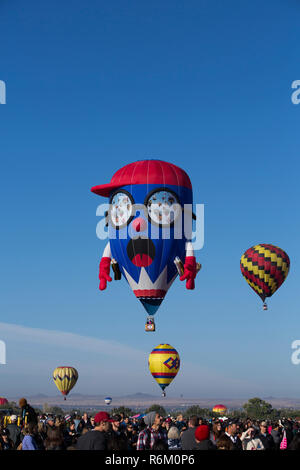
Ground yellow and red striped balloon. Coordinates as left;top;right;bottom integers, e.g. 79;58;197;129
148;344;180;396
240;244;290;306
53;366;78;400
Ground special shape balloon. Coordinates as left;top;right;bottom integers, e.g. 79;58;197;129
91;160;200;329
148;343;180;397
53;366;78;400
240;244;290;309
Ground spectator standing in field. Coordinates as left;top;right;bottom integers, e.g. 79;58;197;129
211;421;223;443
77;412;92;433
22;423;38;450
181;416;198;450
258;421;275;450
44;427;65;450
136;412;167;450
167;425;181;449
0;428;14;450
240;427;264;450
6;415;21;448
193;425;216;450
76;412;111;450
176;414;186;432
19;398;38;426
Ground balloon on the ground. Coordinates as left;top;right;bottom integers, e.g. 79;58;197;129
104;397;112;405
148;343;180;396
53;366;78;400
91;160;200;327
240;244;290;309
0;397;8;405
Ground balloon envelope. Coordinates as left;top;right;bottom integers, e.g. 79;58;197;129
213;404;227;414
240;244;290;302
148;343;180;392
104;397;112;405
0;397;8;406
92;160;194;316
53;366;78;397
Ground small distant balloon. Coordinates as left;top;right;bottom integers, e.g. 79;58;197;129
105;397;112;405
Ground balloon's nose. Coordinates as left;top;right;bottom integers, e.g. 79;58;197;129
132;217;147;232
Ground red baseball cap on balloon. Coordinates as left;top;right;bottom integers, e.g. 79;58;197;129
91;160;192;197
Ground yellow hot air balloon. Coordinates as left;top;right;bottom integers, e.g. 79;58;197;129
53;366;78;400
148;344;180;397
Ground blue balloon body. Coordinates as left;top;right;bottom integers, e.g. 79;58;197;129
108;183;193;315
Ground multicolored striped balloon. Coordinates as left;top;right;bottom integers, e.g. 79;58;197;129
212;404;227;414
53;366;78;400
148;344;180;396
240;244;290;308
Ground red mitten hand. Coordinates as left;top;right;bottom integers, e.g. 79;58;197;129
99;257;112;290
179;256;197;289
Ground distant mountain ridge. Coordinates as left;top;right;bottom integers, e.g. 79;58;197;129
6;393;300;410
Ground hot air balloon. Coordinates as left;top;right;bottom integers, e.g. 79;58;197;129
53;366;78;400
0;397;8;406
104;397;112;405
213;404;227;414
148;343;180;397
240;244;290;310
91;160;201;331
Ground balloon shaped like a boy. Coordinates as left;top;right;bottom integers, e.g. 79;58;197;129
91;160;200;328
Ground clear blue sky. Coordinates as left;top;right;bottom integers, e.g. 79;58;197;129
0;0;300;399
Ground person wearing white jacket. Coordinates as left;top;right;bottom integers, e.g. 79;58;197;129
241;428;264;450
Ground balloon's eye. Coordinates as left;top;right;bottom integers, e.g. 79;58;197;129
145;189;181;227
109;191;134;229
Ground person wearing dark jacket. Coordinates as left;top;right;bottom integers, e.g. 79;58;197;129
193;425;216;450
63;421;79;448
258;422;275;450
44;427;65;450
224;421;243;450
181;416;198;450
77;413;92;434
19;398;38;426
270;423;281;449
0;429;14;450
6;415;21;448
76;411;111;450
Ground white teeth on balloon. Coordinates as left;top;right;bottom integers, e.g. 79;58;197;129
123;266;177;292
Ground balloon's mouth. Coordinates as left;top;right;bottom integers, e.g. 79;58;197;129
127;237;155;267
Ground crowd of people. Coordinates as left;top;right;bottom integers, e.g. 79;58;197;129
1;398;300;450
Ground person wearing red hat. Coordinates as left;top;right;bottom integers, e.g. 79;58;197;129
193;425;216;450
91;159;201;329
76;412;112;450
